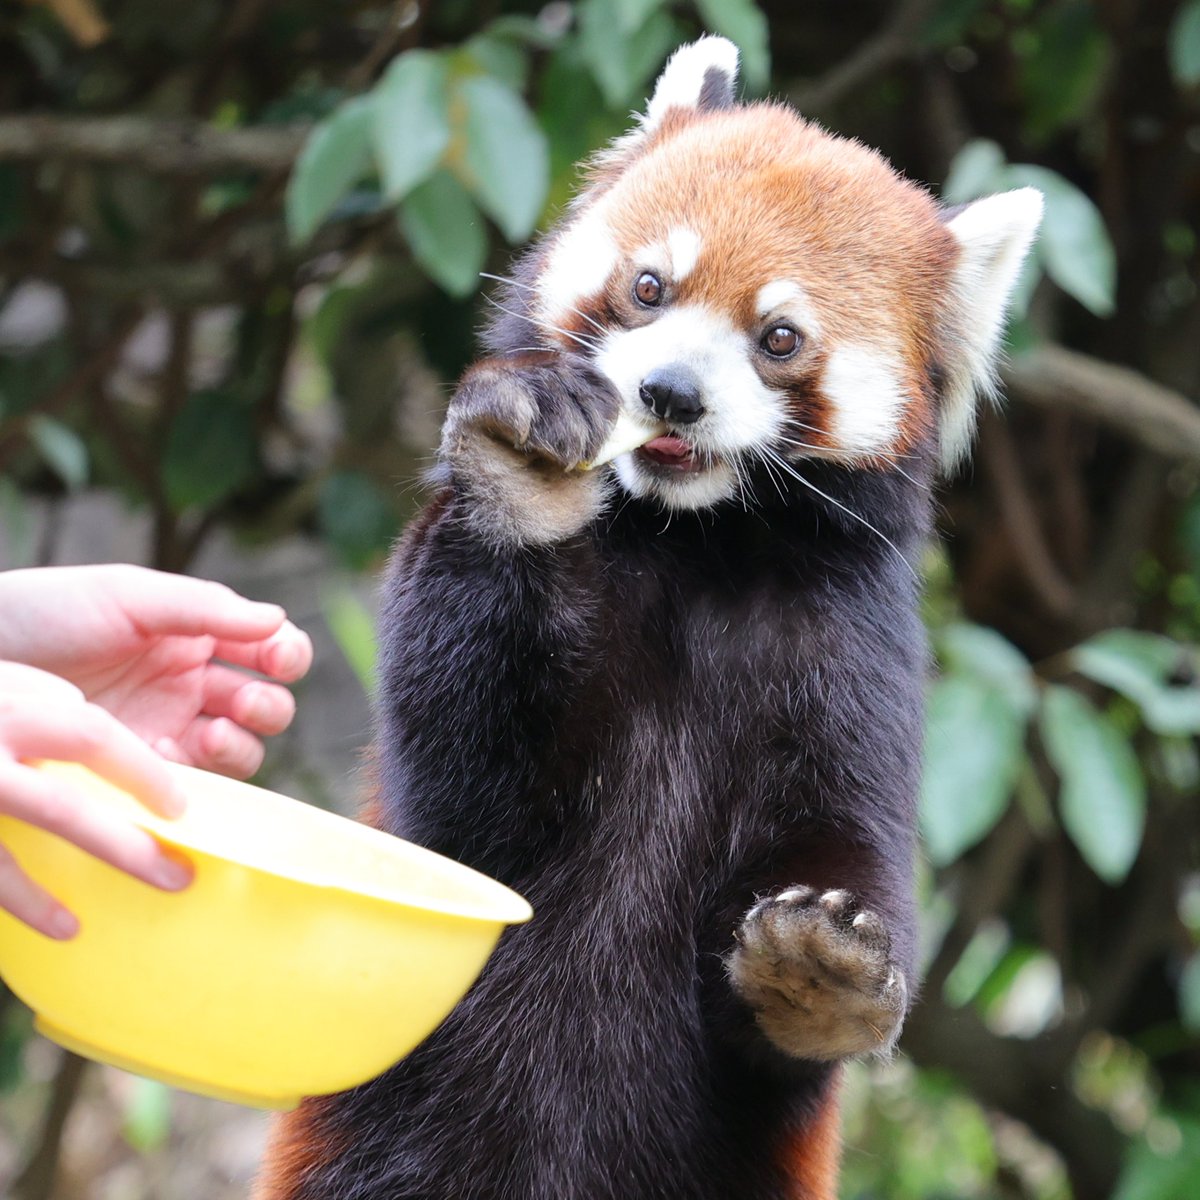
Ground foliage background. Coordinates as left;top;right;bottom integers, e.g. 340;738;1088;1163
2;0;1200;1196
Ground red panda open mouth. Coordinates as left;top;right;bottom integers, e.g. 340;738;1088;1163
638;435;707;473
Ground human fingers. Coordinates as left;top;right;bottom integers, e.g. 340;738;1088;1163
171;716;265;780
0;760;192;900
201;666;296;737
0;660;84;700
0;841;78;939
0;694;187;819
107;566;289;643
212;620;313;683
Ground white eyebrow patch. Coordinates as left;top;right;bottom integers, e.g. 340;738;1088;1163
537;204;619;327
822;344;907;456
755;279;822;336
668;227;702;280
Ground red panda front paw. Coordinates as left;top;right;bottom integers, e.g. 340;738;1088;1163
440;354;620;546
726;886;908;1062
444;354;619;473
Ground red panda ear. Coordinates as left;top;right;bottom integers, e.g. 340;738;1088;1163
642;36;740;136
938;188;1044;470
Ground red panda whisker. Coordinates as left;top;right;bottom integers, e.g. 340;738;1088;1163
775;430;920;465
481;293;600;352
480;272;611;340
757;447;919;581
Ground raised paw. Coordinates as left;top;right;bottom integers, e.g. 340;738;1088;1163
440;353;621;545
443;353;619;473
726;886;908;1062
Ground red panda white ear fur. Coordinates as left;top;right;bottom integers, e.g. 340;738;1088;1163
642;36;740;133
939;187;1043;469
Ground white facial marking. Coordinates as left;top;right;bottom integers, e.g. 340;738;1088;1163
668;227;702;281
537;203;618;332
941;187;1043;468
644;37;740;133
595;305;786;510
823;344;907;456
755;280;823;338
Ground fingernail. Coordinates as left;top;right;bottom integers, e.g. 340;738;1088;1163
48;909;79;940
155;857;193;891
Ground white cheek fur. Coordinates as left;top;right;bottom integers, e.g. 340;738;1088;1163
537;205;618;331
822;344;907;456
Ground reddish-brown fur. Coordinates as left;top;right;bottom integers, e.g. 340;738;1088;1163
781;1083;844;1200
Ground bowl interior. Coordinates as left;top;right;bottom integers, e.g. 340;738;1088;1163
34;761;532;925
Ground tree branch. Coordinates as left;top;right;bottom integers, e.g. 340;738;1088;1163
0;115;308;174
980;415;1079;619
1003;345;1200;466
789;0;936;114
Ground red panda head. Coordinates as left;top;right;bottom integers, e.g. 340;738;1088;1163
529;36;1042;511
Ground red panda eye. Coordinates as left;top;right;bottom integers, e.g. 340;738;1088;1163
762;326;800;358
633;272;663;307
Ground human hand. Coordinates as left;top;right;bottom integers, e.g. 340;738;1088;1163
0;565;313;779
0;661;194;938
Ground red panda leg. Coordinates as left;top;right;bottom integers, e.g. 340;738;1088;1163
780;1074;843;1200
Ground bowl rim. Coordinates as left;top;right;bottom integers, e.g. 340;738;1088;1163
32;761;533;927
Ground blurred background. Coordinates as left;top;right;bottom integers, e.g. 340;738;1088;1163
1;0;1199;1197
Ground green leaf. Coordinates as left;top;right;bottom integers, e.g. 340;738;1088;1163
695;0;771;92
461;34;529;91
1073;629;1200;736
1018;1;1108;143
483;15;568;50
457;74;549;242
398;170;487;297
920;675;1027;866
317;470;399;570
942;139;1006;205
920;0;989;48
372;51;451;201
614;0;663;33
27;414;87;490
1170;0;1200;87
539;41;630;211
0;1005;32;1092
578;0;681;108
938;622;1037;718
122;1078;172;1152
286;96;376;244
1040;685;1146;883
0;477;33;567
1181;952;1200;1033
1115;1116;1200;1200
163;391;257;513
1004;163;1116;317
321;587;378;695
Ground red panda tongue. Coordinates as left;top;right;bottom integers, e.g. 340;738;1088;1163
641;435;696;466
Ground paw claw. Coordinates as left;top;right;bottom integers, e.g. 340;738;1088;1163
726;884;907;1062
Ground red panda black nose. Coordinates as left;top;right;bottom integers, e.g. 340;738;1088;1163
639;365;705;426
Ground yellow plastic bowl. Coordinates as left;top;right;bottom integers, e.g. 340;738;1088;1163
0;761;531;1110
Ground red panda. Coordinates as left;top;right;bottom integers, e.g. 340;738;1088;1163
256;35;1040;1200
